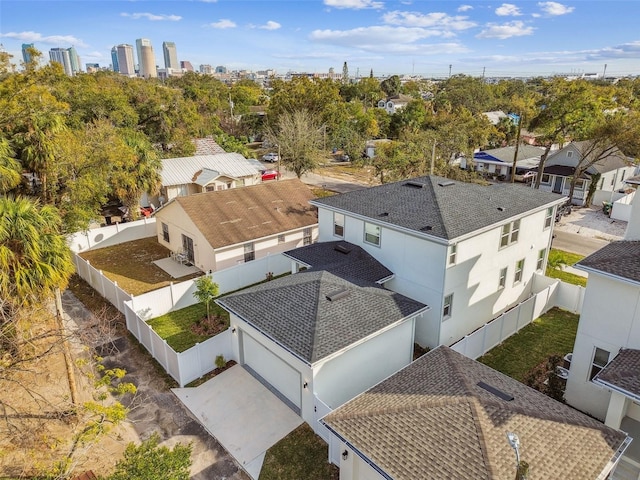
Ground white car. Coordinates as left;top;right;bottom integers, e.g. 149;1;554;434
262;153;279;163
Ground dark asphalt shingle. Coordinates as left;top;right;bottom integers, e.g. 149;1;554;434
311;175;564;241
576;240;640;284
216;270;427;364
594;348;640;399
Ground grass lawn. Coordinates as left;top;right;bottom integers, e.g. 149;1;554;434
259;424;339;480
478;307;579;382
546;249;587;287
147;302;230;352
79;237;201;295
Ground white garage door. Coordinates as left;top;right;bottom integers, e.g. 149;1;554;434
242;332;302;408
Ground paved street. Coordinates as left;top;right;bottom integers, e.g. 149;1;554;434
551;230;610;257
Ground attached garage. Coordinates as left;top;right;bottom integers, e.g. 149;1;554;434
241;331;302;411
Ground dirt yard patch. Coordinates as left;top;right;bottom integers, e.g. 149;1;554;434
78;237;200;295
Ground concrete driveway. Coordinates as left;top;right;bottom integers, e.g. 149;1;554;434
173;365;303;479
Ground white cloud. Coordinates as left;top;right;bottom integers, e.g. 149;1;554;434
382;11;476;30
458;5;473;12
310;26;469;54
120;12;181;21
477;21;534;39
537;2;574;16
207;19;237;29
259;21;281;31
323;0;384;10
495;4;522;16
0;31;87;47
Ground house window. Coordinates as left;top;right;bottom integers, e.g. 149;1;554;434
567;151;573;158
278;234;285;244
500;220;520;248
448;244;457;266
303;227;312;246
206;185;216;192
537;249;546;271
611;175;616;186
498;267;507;289
334;212;344;237
590;347;610;381
621;170;626;181
443;294;453;319
544;207;553;229
162;223;170;243
364;222;381;246
514;259;525;285
575;179;585;190
244;242;255;262
541;174;551;184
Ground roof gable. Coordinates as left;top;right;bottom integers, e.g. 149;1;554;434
323;346;629;480
546;141;630;174
163;179;317;249
217;270;427;364
576;240;640;285
312;176;564;241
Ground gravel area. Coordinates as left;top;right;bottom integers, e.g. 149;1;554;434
554;205;627;241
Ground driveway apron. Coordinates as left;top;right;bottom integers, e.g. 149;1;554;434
173;365;304;479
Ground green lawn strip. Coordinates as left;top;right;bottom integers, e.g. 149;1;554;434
259;423;338;480
478;307;579;382
545;269;588;287
147;303;229;353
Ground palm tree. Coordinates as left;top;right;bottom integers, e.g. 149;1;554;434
0;196;77;403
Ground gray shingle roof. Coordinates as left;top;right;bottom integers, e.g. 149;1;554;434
594;348;640;400
322;346;629;480
547;141;631;174
283;241;394;285
216;270;427;364
576;240;640;285
311;175;565;241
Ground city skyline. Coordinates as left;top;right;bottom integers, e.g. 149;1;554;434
2;1;640;78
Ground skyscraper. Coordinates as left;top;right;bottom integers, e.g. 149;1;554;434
162;41;178;71
67;46;81;75
180;60;193;72
49;48;73;76
115;44;135;76
110;46;119;72
136;38;157;78
21;43;34;65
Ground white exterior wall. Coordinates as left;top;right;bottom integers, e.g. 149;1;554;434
313;318;415;409
155;204;214;271
214;226;318;271
441;208;553;345
565;273;640;420
229;314;315;424
317;206;554;348
337;444;384;480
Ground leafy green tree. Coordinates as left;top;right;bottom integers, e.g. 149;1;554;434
107;433;192;480
0;138;21;193
194;276;219;321
380;75;401;97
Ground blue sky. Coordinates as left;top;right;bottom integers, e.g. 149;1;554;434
1;0;640;77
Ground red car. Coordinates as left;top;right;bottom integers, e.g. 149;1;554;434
261;169;281;181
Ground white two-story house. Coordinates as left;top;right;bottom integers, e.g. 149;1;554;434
310;175;567;348
565;193;640;478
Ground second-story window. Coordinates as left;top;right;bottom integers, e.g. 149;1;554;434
498;267;507;289
162;222;170;243
537;249;546;271
364;222;381;246
334;212;344;237
448;244;457;266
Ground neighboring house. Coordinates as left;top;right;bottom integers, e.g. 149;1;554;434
310;175;566;348
216;240;428;426
154;179;318;272
157;153;262;204
472;144;546;179
364;138;391;159
536;141;635;206
322;345;630;480
377;94;413;114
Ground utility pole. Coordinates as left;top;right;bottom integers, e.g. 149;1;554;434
449;64;452;78
511;113;523;183
430;140;436;176
603;63;608;80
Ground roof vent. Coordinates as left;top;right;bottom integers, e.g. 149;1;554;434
420;226;433;232
379;212;389;217
438;181;455;187
405;181;426;189
326;287;350;302
477;381;514;401
334;243;351;254
497;206;505;212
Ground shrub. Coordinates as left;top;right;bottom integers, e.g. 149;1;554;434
215;354;226;370
523;354;565;402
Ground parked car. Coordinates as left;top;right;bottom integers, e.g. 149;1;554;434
514;170;536;183
262;152;279;163
261;169;281;181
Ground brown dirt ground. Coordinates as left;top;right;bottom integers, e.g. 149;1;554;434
78;237;200;296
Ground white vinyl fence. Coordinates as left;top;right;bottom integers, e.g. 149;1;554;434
73;254;133;314
450;274;584;360
68;217;157;253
